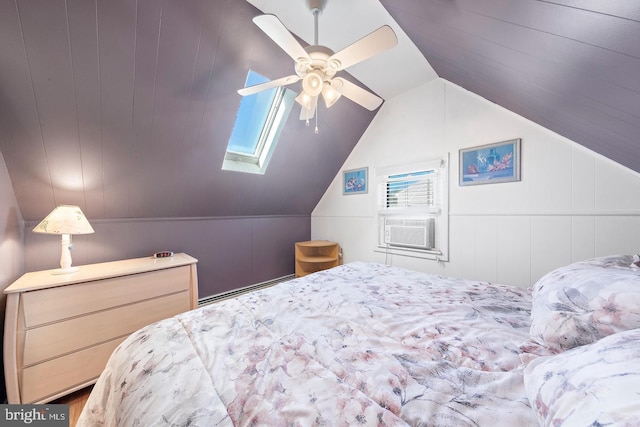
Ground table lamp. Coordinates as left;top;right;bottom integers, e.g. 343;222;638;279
32;205;95;274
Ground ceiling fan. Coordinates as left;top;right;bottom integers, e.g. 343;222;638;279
237;0;398;130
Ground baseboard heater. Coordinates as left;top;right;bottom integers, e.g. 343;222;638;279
198;274;295;306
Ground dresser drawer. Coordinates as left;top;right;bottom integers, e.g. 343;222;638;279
22;265;190;328
23;292;190;367
21;337;125;404
4;254;198;404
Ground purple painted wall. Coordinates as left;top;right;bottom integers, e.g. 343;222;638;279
0;0;375;223
0;0;368;299
0;151;24;404
24;215;310;299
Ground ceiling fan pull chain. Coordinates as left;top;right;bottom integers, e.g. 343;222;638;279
315;107;319;134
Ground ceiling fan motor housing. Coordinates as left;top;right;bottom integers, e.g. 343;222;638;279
296;45;338;79
307;0;326;15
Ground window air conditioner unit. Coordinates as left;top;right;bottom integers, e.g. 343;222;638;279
383;217;435;250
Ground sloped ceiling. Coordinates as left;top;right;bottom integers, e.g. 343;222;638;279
0;0;380;222
2;0;639;223
380;0;640;174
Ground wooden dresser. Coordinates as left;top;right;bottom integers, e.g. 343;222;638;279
3;253;198;404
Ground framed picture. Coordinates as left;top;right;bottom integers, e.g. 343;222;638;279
459;138;521;186
343;167;368;195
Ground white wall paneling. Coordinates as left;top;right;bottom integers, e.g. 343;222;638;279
496;216;531;288
596;216;640;256
571;216;595;262
530;216;572;282
313;78;640;288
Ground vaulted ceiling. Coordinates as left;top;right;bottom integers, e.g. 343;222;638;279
380;0;640;174
1;0;639;222
0;0;380;222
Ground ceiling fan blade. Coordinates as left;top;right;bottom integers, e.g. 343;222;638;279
332;78;383;111
237;75;300;96
328;25;397;71
253;14;311;63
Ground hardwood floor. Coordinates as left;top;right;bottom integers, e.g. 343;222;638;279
52;386;93;427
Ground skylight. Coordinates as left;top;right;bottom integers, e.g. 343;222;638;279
222;70;295;174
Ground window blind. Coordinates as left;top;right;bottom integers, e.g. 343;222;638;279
379;169;440;212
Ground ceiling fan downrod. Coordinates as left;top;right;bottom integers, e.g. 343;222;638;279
306;0;326;134
308;0;326;46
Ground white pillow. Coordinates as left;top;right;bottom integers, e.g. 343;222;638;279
524;328;640;426
529;255;640;352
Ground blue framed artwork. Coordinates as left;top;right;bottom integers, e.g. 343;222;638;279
459;138;521;186
343;167;368;195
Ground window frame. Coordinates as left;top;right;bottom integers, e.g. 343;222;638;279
222;71;295;175
375;155;449;261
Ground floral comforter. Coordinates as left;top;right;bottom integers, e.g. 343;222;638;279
78;262;538;426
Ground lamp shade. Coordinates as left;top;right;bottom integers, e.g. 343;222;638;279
33;205;94;235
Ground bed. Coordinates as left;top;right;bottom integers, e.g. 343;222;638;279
77;256;640;426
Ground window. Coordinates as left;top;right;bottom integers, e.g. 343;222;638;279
376;156;449;261
222;70;295;174
382;170;439;213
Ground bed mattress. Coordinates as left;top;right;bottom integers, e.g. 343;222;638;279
78;261;539;426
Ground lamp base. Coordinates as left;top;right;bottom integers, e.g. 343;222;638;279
51;266;80;275
54;233;79;275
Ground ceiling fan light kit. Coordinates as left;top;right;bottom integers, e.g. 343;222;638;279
238;0;398;132
302;70;324;97
322;82;341;108
295;91;314;113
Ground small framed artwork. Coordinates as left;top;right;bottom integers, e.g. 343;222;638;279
343;167;368;195
459;138;521;186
